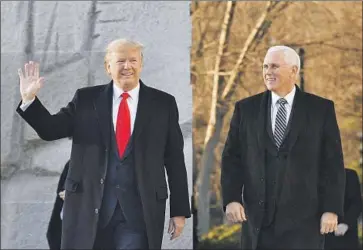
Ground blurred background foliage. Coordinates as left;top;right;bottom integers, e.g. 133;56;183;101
191;1;362;248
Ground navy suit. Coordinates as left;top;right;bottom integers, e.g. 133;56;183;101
94;127;147;249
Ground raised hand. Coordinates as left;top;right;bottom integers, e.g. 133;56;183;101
18;61;44;103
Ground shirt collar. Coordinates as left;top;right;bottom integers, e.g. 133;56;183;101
271;85;296;107
113;81;140;101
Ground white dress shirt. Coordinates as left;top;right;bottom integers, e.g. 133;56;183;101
271;85;296;133
112;83;139;133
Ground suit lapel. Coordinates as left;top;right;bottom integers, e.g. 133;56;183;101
93;81;113;150
255;90;270;181
132;80;155;143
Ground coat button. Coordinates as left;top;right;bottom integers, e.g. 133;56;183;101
260;178;264;182
100;178;104;184
95;208;99;214
259;200;264;206
255;228;260;232
116;185;120;189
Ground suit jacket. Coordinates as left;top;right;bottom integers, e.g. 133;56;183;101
221;85;345;249
46;160;69;250
16;80;191;249
325;168;362;249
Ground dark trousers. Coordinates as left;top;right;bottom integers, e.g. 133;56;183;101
257;216;325;249
93;203;148;250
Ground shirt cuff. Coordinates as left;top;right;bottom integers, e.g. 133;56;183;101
19;97;36;111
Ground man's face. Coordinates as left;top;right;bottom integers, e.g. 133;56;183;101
263;51;296;95
107;46;143;91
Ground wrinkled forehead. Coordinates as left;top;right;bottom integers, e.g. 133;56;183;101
263;51;286;65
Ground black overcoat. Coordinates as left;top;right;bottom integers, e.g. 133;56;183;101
221;86;345;249
17;80;191;249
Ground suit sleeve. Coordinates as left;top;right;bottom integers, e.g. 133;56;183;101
16;91;79;141
221;102;244;212
164;97;191;218
341;170;362;228
319;101;345;217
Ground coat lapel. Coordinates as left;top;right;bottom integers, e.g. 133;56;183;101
284;86;307;151
257;90;270;152
266;93;275;144
93;81;113;150
132;80;155;143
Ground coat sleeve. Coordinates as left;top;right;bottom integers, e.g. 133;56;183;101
16;90;79;141
57;161;70;193
221;102;244;212
164;96;191;218
319;101;345;217
340;170;362;228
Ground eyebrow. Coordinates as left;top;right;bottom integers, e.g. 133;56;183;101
263;63;281;68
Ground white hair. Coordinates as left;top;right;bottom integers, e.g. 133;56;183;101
267;45;300;75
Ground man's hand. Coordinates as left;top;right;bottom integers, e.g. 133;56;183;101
320;212;338;234
168;216;185;240
334;223;348;236
59;190;65;200
225;202;247;224
18;61;44;103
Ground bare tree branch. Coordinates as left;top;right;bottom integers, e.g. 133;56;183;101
221;1;272;100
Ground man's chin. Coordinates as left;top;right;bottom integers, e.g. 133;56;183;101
265;83;278;91
116;79;139;90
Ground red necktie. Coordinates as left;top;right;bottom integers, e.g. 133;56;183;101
116;92;131;157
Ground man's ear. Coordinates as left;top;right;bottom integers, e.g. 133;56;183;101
105;62;111;75
292;65;298;77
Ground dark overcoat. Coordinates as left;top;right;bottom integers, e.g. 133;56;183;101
221;86;345;249
17;80;191;249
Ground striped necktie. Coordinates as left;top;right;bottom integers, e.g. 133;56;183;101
274;98;287;148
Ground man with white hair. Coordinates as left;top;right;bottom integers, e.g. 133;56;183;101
16;38;191;249
221;45;345;249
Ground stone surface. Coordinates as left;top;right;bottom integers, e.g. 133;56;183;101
1;1;192;249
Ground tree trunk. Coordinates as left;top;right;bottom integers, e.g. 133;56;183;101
195;1;235;235
197;104;228;235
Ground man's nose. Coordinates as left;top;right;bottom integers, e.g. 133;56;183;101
124;61;130;69
265;66;273;74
